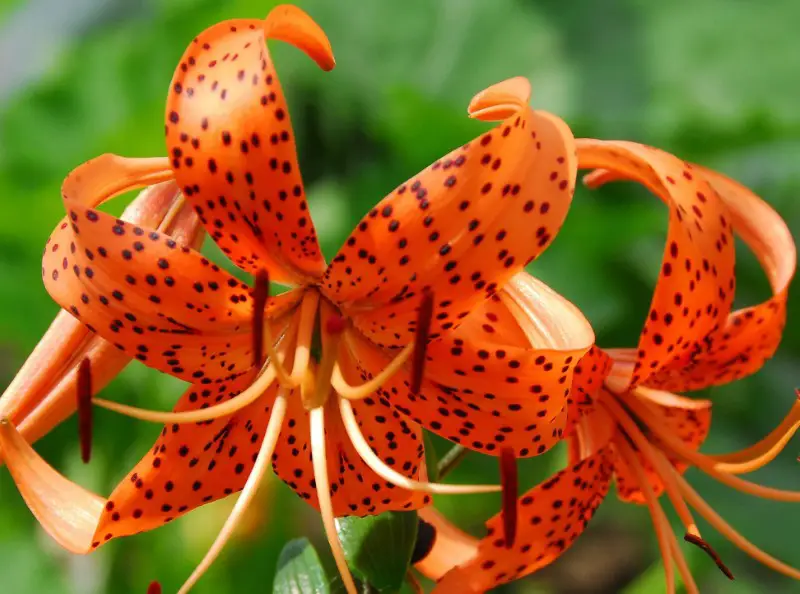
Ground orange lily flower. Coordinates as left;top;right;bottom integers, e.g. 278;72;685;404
0;181;202;458
418;143;799;592
0;6;606;593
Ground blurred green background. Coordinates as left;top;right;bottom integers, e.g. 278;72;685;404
1;0;798;592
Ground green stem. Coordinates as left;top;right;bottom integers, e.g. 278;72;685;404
437;444;468;479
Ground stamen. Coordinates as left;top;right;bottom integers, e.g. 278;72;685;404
289;291;320;382
94;363;278;424
667;534;699;594
76;359;92;464
672;467;800;580
252;270;294;387
309;406;358;594
146;582;162;594
305;303;344;409
500;447;518;548
410;289;434;395
615;437;677;594
601;397;700;535
331;343;413;401
339;398;500;495
177;389;288;594
709;393;800;474
684;533;734;580
624;395;800;502
155;192;187;233
252;270;269;369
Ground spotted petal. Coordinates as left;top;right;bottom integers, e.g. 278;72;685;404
44;155;301;383
323;77;577;347
433;448;613;592
578;140;736;389
165;7;334;285
90;375;278;546
644;166;795;391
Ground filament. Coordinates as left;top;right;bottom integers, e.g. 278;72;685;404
624;395;800;503
708;395;800;474
177;389;288;594
290;290;320;382
309;406;358;594
339;398;500;495
671;467;800;580
614;436;677;594
331;343;413;401
155;193;187;233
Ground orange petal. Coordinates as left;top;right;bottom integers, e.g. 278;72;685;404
0;311;129;452
646;166;796;391
412;272;597;457
578;141;736;389
433;447;614;592
44;158;303;383
91;376;279;546
165;12;332;284
323;77;577;347
468;76;532;121
414;508;480;581
272;358;428;516
613;387;711;504
0;419;105;553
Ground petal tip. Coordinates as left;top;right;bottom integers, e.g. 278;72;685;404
468;76;532;122
264;4;336;72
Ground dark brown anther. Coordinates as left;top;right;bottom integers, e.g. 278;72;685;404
500;447;518;548
410;289;434;395
325;314;347;335
252;269;270;368
77;358;92;464
684;533;734;580
146;581;162;594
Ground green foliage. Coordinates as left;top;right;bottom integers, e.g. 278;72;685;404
337;512;419;593
0;1;798;593
273;538;333;594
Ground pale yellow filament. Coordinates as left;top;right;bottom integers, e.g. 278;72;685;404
339;397;500;495
177;389;288;593
331;343;413;401
309;406;358;594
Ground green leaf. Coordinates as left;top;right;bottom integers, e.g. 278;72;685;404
273;538;331;594
337;511;419;593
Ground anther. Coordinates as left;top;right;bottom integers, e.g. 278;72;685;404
146;581;162;594
410;289;434;395
252;269;270;368
684;533;735;580
500;447;518;548
77;358;92;464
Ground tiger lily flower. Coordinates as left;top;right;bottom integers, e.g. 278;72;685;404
0;181;202;459
0;6;605;593
421;143;799;593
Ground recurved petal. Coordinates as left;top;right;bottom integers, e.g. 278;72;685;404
612;387;711;504
271;369;428;516
165;7;334;285
0;310;130;451
0;419;105;554
644;166;796;391
323;77;577;347
432;447;614;593
90;375;278;546
578;140;736;389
